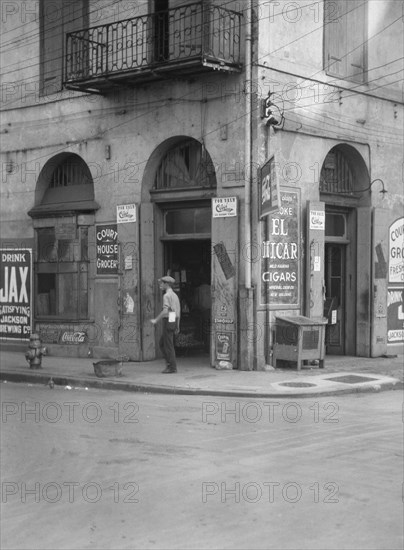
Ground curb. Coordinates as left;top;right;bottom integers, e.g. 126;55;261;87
1;370;402;399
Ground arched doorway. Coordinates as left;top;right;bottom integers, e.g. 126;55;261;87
140;137;217;361
28;153;98;338
319;145;371;355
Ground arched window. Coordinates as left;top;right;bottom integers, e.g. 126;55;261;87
320;149;354;195
154;140;216;190
29;154;98;320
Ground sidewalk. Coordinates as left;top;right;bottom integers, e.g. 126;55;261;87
0;348;402;398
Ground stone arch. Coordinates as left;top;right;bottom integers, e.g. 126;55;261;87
141;136;217;201
30;152;96;215
319;144;371;205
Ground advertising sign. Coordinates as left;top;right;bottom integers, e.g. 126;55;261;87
0;249;32;340
59;329;87;345
96;224;118;274
215;331;233;362
38;325;88;345
213;242;235;280
387;287;404;344
309;210;325;231
117;204;136;224
212;197;237;218
259;156;280;218
260;188;300;307
389;217;404;283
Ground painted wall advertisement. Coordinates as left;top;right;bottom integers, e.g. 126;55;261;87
96;223;118;274
38;325;88;345
0;249;32;340
387;217;404;344
260;188;300;307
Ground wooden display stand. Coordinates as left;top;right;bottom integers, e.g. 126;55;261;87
273;316;327;370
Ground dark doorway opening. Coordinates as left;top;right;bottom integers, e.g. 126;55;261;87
163;239;211;355
324;243;346;355
154;0;169;62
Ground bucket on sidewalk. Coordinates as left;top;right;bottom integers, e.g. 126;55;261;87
93;360;123;378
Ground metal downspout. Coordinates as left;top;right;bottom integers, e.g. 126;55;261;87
245;0;252;289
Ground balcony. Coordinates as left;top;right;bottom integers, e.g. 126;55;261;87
64;2;243;94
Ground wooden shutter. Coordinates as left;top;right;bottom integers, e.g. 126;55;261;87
324;0;346;78
324;0;366;82
347;0;367;83
41;0;88;95
41;0;63;95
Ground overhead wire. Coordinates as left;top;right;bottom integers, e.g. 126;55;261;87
1;0;402;174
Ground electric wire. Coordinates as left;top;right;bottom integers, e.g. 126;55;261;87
0;0;402;172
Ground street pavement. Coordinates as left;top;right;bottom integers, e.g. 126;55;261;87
0;347;402;397
1;383;402;550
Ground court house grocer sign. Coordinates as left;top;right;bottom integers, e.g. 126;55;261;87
389;217;404;283
260;188;300;307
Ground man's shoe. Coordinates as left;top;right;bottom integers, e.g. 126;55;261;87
162;368;177;373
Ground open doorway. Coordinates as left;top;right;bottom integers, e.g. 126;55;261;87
164;239;211;355
324;243;346;354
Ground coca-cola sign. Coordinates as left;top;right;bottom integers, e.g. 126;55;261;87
59;330;87;344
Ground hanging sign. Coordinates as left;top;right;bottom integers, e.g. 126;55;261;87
212;197;237;218
260;188;300;307
259;155;280;218
96;223;118;274
117;204;136;224
0;249;32;340
389;217;404;283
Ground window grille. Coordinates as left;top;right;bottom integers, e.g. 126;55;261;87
49;157;92;188
154;140;216;189
320;150;354;194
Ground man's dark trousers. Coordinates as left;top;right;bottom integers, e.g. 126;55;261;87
159;319;177;372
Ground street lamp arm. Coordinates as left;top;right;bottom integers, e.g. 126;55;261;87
356;178;387;195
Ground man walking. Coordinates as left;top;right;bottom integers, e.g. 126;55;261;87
151;276;181;373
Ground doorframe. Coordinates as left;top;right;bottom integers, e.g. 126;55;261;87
324;206;357;355
153;200;213;359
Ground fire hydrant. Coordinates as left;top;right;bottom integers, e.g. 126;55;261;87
25;333;47;369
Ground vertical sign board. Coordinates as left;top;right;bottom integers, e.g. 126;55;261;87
259;155;280;219
387;217;404;344
305;201;325;318
211;197;238;368
116;204;141;360
0;249;32;340
96;224;118;274
260;188;300;307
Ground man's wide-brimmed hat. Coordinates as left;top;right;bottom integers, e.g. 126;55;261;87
159;275;176;284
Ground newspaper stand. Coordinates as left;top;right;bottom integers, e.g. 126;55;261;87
273;316;326;370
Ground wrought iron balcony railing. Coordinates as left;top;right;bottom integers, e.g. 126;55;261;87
64;2;242;93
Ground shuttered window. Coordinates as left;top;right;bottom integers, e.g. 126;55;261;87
324;0;367;83
40;0;88;95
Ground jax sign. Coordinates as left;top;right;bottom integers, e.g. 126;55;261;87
0;249;32;340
